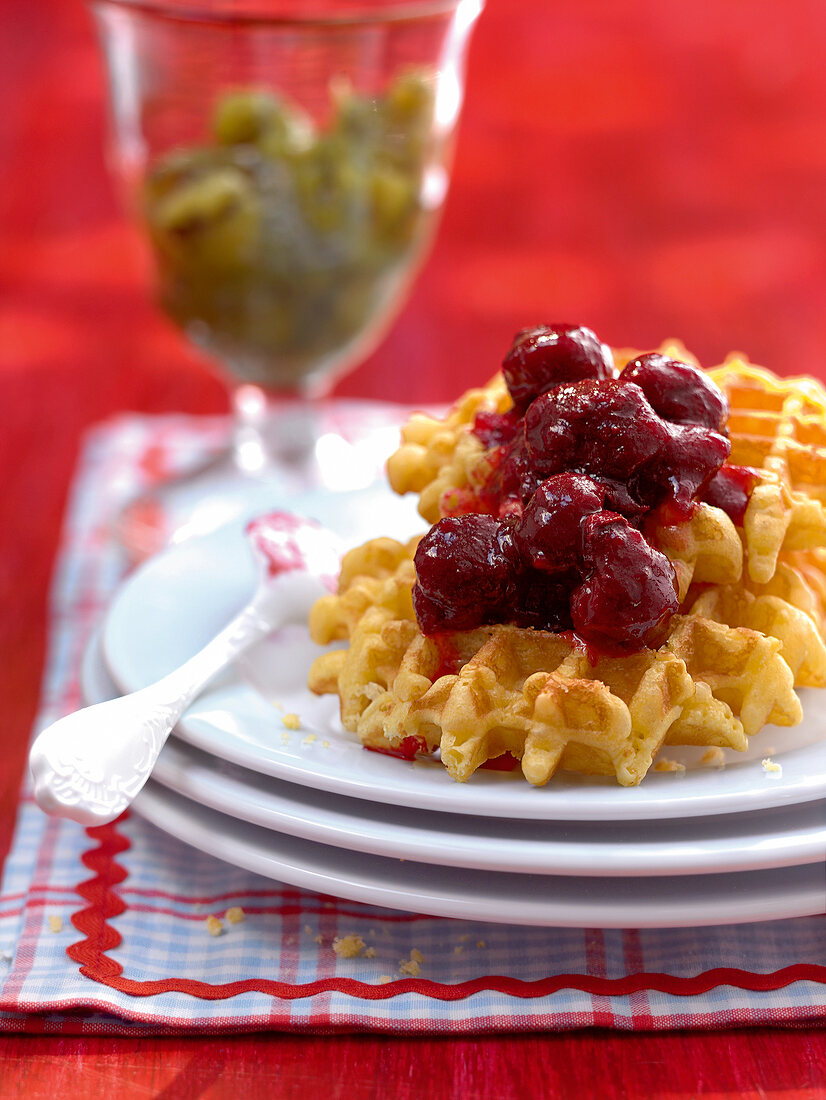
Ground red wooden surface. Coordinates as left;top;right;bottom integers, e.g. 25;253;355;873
2;0;826;1092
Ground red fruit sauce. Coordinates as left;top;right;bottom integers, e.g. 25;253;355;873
411;324;753;655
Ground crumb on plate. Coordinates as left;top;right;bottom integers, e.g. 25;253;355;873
700;748;726;768
283;713;301;730
762;757;783;775
653;758;686;774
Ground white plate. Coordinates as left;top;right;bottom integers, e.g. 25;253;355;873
83;632;826;878
102;509;826;822
130;780;826;927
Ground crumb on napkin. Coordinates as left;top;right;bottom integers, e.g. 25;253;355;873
398;947;424;976
333;934;366;958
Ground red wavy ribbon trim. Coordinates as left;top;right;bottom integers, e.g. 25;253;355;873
68;817;826;1002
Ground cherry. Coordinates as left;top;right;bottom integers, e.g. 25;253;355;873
524;379;670;482
413;514;519;635
502;323;615;410
493;431;539;516
632;423;730;519
591;477;648;521
414;326;738;652
621;353;728;431
571;512;678;648
472;408;521;450
514;473;605;573
702;464;760;526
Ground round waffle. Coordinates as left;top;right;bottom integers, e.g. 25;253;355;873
311;349;826;787
308;535;826;786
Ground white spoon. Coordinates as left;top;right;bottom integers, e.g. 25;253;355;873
29;513;342;827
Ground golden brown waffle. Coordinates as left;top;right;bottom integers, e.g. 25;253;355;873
308;536;815;786
387;352;826;586
386;375;507;525
709;357;826;582
314;348;826;787
652;503;743;601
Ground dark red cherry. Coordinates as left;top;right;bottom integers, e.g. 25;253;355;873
591;477;648;521
413;515;518;635
502;323;615;410
571;512;679;648
524;379;670;482
701;464;760;526
621;353;728;431
514;473;605;573
633;423;730;520
494;431;539;516
472;408;522;450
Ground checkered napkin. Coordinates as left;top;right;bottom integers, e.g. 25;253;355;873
1;409;825;1035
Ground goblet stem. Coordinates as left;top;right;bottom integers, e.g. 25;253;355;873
114;381;422;564
231;384;325;486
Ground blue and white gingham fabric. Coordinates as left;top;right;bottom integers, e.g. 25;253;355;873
0;411;824;1035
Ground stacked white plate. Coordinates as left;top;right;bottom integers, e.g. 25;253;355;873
84;487;826;928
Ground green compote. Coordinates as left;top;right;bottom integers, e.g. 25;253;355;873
142;71;437;390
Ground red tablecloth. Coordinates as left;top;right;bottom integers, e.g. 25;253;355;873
2;0;825;1091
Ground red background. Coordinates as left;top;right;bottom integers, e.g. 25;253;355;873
1;0;826;1093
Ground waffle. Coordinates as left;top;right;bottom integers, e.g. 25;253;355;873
386;375;507;525
312;346;826;787
709;357;826;581
308;537;818;786
387;353;826;587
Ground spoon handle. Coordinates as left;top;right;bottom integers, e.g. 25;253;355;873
28;571;327;826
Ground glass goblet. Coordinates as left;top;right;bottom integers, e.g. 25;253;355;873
91;0;484;557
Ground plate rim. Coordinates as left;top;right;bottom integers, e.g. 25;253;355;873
82;628;826;879
131;779;826;928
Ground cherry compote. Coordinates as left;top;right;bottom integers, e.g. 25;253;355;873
632;422;730;520
511;571;575;632
571;513;679;649
701;464;760;526
514;473;605;573
413;514;518;634
621;352;728;431
502;323;614;410
411;323;752;654
472;408;521;450
524;379;669;482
